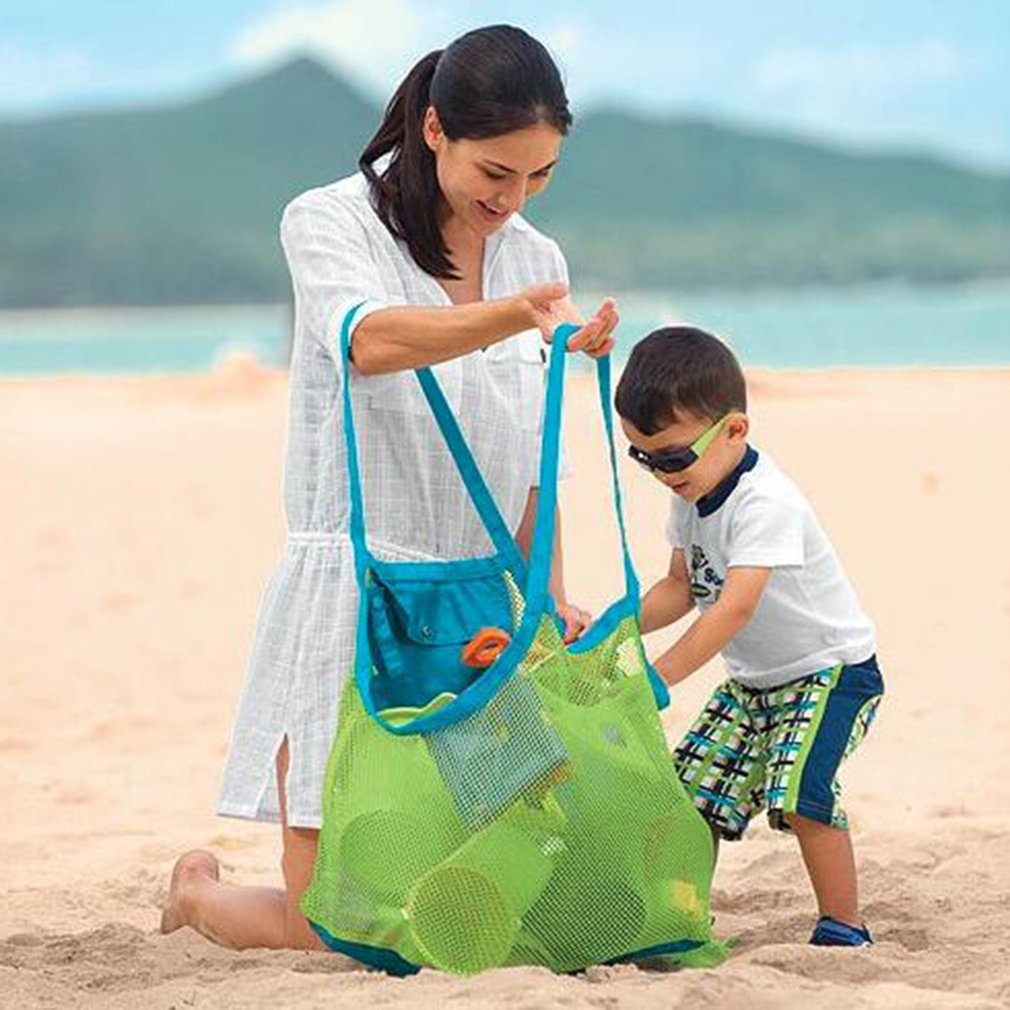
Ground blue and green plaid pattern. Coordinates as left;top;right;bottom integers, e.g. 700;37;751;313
673;658;883;840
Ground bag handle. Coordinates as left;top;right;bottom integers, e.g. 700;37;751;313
595;351;641;600
414;366;525;571
521;324;639;616
338;303;524;585
338;304;638;604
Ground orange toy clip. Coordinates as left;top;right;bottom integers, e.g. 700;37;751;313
461;627;511;669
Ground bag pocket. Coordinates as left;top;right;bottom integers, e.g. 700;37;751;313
366;565;515;710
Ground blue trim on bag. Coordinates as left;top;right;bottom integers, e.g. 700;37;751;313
310;922;421;976
595;352;640;599
566;593;638;654
646;662;671;710
608;937;705;964
557;593;668;710
311;918;703;975
339;303;524;580
414;363;527;572
338;307;656;733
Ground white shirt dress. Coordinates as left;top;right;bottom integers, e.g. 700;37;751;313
217;171;571;828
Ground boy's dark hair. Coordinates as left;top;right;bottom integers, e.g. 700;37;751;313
615;326;747;435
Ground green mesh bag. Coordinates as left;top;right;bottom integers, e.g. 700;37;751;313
301;309;723;975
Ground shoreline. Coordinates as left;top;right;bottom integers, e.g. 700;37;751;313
2;274;1009;317
2;361;1009;387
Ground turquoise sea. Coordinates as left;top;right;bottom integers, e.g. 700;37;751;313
0;283;1007;376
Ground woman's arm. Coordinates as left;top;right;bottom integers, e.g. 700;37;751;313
351;293;541;374
352;285;619;375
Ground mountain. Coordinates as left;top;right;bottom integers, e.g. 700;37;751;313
540;110;1010;287
1;57;1008;306
0;58;376;306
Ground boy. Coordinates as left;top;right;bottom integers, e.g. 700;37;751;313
615;326;883;947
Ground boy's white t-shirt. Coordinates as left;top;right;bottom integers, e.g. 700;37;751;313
666;448;876;690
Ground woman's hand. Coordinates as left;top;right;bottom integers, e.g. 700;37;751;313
556;601;594;644
518;282;619;358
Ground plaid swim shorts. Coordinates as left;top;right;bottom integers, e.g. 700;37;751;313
673;656;884;840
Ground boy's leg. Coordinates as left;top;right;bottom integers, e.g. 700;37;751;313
763;659;883;932
786;814;858;926
161;737;325;950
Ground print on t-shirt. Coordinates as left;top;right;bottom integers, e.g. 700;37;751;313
690;544;724;602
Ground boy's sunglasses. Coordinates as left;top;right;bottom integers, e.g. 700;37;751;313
627;416;728;473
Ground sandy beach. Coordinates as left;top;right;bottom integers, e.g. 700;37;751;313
2;360;1009;1008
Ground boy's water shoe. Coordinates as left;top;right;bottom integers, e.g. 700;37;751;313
809;916;873;947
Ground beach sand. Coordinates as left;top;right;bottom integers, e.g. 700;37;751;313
2;360;1009;1008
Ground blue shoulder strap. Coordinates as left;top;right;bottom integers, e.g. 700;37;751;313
338;304;638;608
522;324;638;614
338;304;524;583
595;352;641;600
339;304;372;586
413;367;525;570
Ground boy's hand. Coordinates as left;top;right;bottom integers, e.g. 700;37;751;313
556;602;593;643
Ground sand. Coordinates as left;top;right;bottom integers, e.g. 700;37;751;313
2;359;1009;1008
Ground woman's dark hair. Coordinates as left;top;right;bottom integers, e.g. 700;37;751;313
615;327;748;435
360;24;572;279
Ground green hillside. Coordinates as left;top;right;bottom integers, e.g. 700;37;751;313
1;57;1007;306
542;109;1010;287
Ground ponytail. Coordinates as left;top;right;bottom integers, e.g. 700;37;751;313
360;50;451;278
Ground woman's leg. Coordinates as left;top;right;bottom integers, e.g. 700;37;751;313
161;738;325;950
276;737;326;950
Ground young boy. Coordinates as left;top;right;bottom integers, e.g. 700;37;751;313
615;326;884;947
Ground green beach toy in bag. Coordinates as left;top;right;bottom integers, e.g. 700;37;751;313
300;304;724;975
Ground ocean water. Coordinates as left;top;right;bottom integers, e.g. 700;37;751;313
0;283;1007;377
0;305;291;377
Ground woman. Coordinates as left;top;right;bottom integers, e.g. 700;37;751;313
161;24;618;950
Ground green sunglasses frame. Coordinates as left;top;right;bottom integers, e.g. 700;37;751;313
628;415;729;473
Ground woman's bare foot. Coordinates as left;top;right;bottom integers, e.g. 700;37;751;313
160;849;220;934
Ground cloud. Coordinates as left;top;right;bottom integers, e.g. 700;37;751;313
0;43;93;109
747;40;976;151
230;0;437;96
754;40;967;101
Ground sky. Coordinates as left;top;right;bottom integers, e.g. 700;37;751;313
2;0;1008;170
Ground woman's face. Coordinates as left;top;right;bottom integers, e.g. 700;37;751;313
423;109;562;237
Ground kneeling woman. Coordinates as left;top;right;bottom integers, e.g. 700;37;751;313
162;23;617;949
